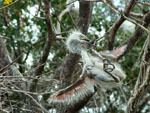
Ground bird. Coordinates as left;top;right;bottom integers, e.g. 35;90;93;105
66;30;91;55
48;31;127;110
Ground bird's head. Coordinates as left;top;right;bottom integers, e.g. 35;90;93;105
66;31;90;55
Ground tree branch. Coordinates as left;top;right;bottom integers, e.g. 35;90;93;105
0;0;20;10
2;86;48;113
136;95;150;113
105;0;137;50
106;0;143;18
126;34;150;113
56;3;74;33
118;11;150;60
0;53;23;73
137;1;150;6
0;37;23;78
30;0;56;92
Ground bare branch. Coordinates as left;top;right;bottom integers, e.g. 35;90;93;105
56;3;74;33
30;0;56;92
0;0;20;10
137;1;150;6
67;12;78;30
34;0;42;17
106;0;137;50
0;53;23;73
136;95;150;113
1;87;52;96
0;38;23;77
122;14;150;34
126;34;150;113
118;11;150;60
3;86;48;113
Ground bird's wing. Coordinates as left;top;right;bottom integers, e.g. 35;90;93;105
48;76;96;106
100;44;127;60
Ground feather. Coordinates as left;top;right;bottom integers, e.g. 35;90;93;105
48;76;96;105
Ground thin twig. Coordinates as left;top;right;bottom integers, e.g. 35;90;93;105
66;0;78;6
1;87;53;96
0;0;20;10
0;76;58;82
94;31;109;44
67;12;78;30
56;3;74;33
11;87;48;113
122;14;150;34
34;0;42;17
101;0;137;50
0;53;23;73
101;0;120;14
0;36;11;39
137;1;150;6
126;34;150;113
56;31;68;36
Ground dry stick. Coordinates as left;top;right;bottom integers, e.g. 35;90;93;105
101;0;137;50
137;1;150;6
67;12;79;30
101;0;120;14
55;3;75;41
0;36;10;39
0;53;23;73
11;83;49;112
137;95;150;113
34;0;42;17
66;0;78;6
122;13;150;34
117;11;150;61
0;76;58;82
102;0;150;34
0;109;9;113
56;32;68;36
126;34;150;113
29;0;56;93
56;3;74;33
136;3;147;13
7;94;13;113
94;31;109;44
106;0;143;18
0;0;20;10
35;0;55;76
1;87;52;96
83;0;143;18
5;87;49;113
127;67;150;113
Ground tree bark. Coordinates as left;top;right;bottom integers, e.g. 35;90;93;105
29;0;56;92
108;0;137;50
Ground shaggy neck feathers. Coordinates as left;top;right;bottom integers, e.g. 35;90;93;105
66;31;87;55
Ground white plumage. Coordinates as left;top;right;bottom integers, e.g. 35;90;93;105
48;31;126;106
66;30;90;55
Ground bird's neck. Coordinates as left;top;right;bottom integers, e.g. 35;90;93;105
69;40;84;55
80;49;95;70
